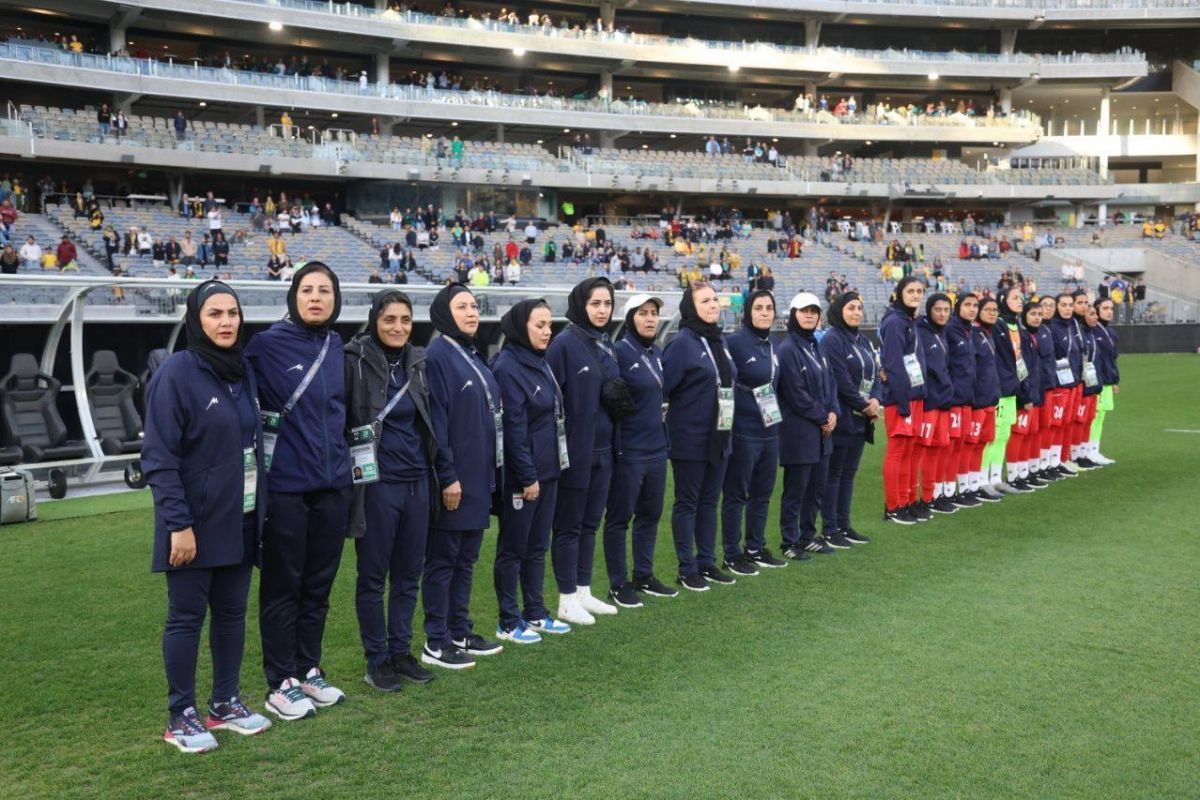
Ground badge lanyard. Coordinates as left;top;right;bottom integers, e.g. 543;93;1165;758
850;336;877;399
621;338;667;421
261;330;332;472
447;338;504;468
539;359;571;471
227;380;257;513
750;340;781;428
349;368;412;487
700;337;735;431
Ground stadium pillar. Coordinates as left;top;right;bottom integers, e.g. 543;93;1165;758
600;70;613;100
109;24;127;55
375;0;388;7
255;106;265;128
599;0;615;26
999;28;1017;56
167;175;184;210
496;123;505;143
999;88;1013;115
1098;89;1111;179
805;20;822;48
599;131;617;148
375;52;390;87
802;141;818;157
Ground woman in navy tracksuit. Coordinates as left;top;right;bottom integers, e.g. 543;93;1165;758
968;297;1003;501
422;283;504;669
915;293;955;514
818;291;881;547
144;280;271;754
777;292;838;559
663;282;738;590
944;294;982;506
602;294;677;606
1048;293;1084;475
1009;300;1046;491
720;289;788;573
1033;295;1066;484
491;299;572;642
1074;295;1103;469
547;277;626;622
1089;297;1119;465
987;286;1024;492
344;290;437;692
245;261;351;719
878;276;927;524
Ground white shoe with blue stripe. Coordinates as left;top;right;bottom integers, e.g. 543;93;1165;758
527;617;571;635
496;623;542;644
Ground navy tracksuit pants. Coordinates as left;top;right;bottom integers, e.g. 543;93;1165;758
495;479;558;630
720;435;779;559
822;438;866;535
552;451;613;594
780;455;829;548
259;487;351;688
671;457;728;577
163;516;254;714
422;527;484;649
355;477;429;670
603;457;667;587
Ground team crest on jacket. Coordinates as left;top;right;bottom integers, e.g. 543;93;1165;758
512;494;524;510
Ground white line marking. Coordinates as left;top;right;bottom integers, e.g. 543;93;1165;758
1164;429;1200;434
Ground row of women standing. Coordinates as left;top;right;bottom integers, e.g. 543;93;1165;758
878;275;1119;525
143;266;1117;756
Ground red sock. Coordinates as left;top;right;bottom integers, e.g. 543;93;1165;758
883;435;914;511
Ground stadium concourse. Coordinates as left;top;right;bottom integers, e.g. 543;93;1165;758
0;0;1198;795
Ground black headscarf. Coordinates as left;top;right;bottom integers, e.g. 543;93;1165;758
923;292;952;332
565;277;614;333
741;289;776;339
429;283;477;349
1094;298;1113;326
501;298;550;357
954;292;978;323
977;297;999;330
623;299;660;349
828;291;860;333
1021;301;1042;329
680;283;733;387
286;261;341;329
368;289;412;366
998;285;1022;326
1071;289;1090;322
185;279;245;384
890;275;924;318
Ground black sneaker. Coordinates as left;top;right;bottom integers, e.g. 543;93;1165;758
608;582;644;609
1025;474;1048;489
911;502;934;521
746;548;789;568
1075;457;1099;470
420;643;475;670
698;565;736;585
1056;465;1078;478
952;492;982;508
886;508;918;525
782;544;812;561
363;661;402;693
677;573;710;592
1039;469;1063;483
1009;479;1034;493
392;653;435;684
931;497;958;514
451;634;503;656
723;556;760;576
824;531;854;549
975;488;1002;503
842;528;871;544
634;574;679;598
802;539;836;554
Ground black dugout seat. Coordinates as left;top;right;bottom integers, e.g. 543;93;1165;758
86;350;144;455
0;354;90;462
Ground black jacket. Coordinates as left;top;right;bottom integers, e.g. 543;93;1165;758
343;334;438;537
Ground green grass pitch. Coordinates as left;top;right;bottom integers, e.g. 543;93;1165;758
2;354;1198;798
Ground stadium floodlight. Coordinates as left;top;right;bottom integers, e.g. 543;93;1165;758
268;21;283;32
513;48;526;56
927;72;939;81
729;64;741;73
198;101;207;108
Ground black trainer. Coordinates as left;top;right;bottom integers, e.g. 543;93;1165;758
782;544;812;561
746;548;789;568
842;528;871;544
1025;474;1048;488
886;508;918;525
723;556;760;576
1056;465;1078;478
1009;479;1034;493
698;565;736;585
910;503;934;522
802;539;836;554
677;573;710;592
824;531;854;549
364;660;402;693
451;634;503;656
953;492;982;508
420;643;475;671
634;574;679;598
608;582;644;609
931;497;958;514
975;488;1003;503
1075;457;1099;470
1040;469;1063;482
392;653;435;684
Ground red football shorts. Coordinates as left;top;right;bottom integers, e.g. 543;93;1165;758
885;399;924;438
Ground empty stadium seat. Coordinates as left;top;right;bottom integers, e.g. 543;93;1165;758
0;354;90;463
85;351;144;455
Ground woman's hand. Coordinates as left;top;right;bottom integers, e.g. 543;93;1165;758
522;481;540;502
442;481;463;511
864;399;881;419
169;528;197;567
1113;385;1120;395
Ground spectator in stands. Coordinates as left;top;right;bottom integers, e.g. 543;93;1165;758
1132;279;1145;322
524;221;539;245
55;234;77;269
196;234;212;267
97;104;112;138
173;111;188;141
152;238;167;268
113;109;128;140
367;269;383;284
0;244;17;274
100;226;119;271
451;135;464;164
268;229;287;261
504;259;522;285
19;235;41;271
165;236;182;265
212;232;230;267
178;231;197;266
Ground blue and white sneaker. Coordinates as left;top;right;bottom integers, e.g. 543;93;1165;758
496;623;542;645
164;707;219;754
526;617;571;635
206;697;272;736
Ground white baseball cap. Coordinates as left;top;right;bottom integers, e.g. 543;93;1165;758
622;293;663;316
789;292;822;312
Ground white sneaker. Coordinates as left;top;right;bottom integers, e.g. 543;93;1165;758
300;667;346;708
265;678;316;721
576;586;618;616
556;591;595;626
